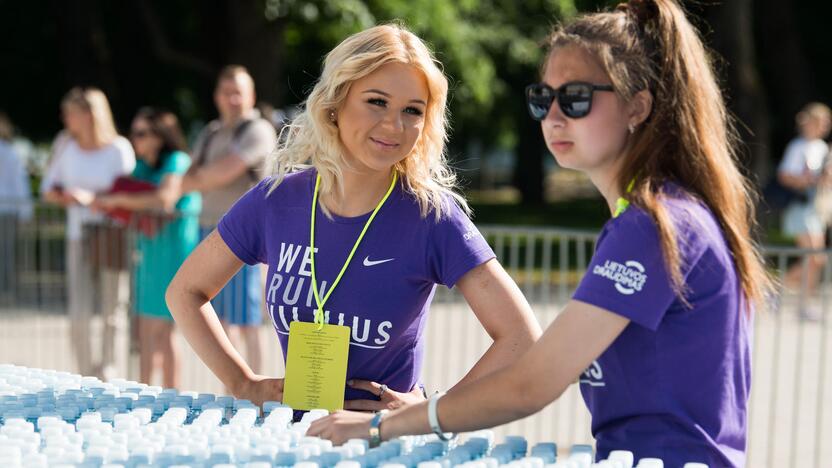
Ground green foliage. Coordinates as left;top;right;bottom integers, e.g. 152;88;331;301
0;0;613;154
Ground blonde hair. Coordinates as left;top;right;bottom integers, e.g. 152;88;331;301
546;0;772;309
61;87;119;148
796;102;831;131
268;24;468;220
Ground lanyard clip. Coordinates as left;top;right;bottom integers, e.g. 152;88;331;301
314;308;325;330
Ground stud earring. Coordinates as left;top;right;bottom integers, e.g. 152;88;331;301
329;110;336;123
628;123;636;134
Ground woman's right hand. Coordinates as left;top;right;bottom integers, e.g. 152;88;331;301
235;375;284;407
43;189;75;207
45;188;95;206
66;188;96;206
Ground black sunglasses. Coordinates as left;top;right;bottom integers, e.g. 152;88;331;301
525;81;615;120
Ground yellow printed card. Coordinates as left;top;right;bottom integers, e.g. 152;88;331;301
282;321;351;411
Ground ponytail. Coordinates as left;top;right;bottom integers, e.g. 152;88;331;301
547;0;773;309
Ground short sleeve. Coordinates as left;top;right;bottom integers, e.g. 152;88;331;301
40;154;63;194
159;151;192;176
9;151;25;197
572;208;678;331
778;139;807;175
112;137;136;176
217;179;270;265
10;150;32;220
189;124;213;164
234;119;276;169
40;133;70;193
427;201;496;288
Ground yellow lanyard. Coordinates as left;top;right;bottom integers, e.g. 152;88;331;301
613;179;636;218
309;171;398;329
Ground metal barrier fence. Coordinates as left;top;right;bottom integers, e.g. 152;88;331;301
1;201;831;467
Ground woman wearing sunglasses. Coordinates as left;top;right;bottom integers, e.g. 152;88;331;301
94;108;202;388
166;25;540;412
309;1;772;466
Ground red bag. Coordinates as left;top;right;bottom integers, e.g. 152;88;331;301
104;176;170;237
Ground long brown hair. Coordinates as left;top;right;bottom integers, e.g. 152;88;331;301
546;0;772;308
133;107;188;170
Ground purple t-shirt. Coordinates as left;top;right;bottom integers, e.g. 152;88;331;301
218;169;494;401
572;188;751;468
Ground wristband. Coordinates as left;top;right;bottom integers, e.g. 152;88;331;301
369;409;388;448
427;391;453;441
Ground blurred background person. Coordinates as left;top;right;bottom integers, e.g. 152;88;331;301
777;102;832;319
180;66;276;376
0;111;32;303
40;87;135;379
255;101;289;135
94;107;201;388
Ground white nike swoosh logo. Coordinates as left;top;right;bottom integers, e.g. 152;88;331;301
363;256;395;267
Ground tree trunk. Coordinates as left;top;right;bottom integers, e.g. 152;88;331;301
226;0;286;106
754;0;815;159
696;0;772;186
52;0;119;97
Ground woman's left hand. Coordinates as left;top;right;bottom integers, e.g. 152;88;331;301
344;379;426;411
306;410;375;446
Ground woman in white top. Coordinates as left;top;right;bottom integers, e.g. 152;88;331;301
41;87;136;379
777;103;832;318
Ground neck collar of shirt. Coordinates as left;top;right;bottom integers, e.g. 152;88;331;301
308;168;402;225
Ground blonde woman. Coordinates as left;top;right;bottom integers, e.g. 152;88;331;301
167;24;541;408
778;103;832;319
41;87;135;380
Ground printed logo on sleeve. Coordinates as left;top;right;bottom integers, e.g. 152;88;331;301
462;227;481;241
579;360;605;387
591;259;647;295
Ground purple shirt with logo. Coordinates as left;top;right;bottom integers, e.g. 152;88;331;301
572;187;751;468
218;169;494;401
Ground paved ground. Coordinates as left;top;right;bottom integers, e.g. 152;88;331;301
2;296;831;467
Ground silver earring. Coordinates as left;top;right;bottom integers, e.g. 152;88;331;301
628;123;636;134
329;110;336;122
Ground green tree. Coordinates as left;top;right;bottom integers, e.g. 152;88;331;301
4;0;823;210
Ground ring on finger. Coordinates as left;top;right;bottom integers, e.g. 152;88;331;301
378;384;388;399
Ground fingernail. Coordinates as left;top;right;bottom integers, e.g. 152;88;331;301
347;380;354;386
